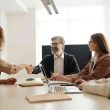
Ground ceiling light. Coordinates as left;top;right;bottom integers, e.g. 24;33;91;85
41;0;59;15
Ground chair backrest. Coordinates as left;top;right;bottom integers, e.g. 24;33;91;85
42;44;91;70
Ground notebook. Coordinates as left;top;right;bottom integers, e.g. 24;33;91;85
18;78;44;87
26;92;72;103
39;64;82;94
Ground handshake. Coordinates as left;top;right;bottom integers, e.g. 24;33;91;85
0;65;34;85
26;65;34;74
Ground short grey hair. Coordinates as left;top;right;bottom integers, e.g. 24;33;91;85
51;36;65;44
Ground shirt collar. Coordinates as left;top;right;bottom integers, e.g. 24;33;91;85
54;52;64;59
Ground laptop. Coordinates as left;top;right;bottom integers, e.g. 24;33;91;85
39;64;82;94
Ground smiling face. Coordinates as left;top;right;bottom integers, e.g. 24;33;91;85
51;39;64;55
50;36;65;56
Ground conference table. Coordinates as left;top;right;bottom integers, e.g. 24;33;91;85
0;75;110;110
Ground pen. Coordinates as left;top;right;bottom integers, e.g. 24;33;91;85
50;71;53;74
50;71;53;77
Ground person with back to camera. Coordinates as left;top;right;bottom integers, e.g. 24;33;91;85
0;26;29;85
51;33;110;82
74;78;110;97
26;36;80;78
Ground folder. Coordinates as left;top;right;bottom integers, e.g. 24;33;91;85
26;92;72;103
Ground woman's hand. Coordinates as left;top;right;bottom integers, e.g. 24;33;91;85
50;73;72;82
3;78;17;85
74;79;86;90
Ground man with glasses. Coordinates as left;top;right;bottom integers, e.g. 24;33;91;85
26;36;80;78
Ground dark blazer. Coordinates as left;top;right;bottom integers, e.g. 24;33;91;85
32;52;80;78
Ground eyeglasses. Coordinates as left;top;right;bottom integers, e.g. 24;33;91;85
50;43;61;46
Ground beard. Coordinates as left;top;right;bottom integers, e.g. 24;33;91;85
51;47;59;55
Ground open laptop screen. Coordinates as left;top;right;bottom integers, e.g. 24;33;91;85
39;64;82;94
39;64;75;86
39;64;49;84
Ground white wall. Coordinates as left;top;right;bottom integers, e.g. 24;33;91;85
6;9;36;78
7;9;36;64
104;1;110;41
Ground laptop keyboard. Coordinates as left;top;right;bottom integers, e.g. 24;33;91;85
49;85;75;93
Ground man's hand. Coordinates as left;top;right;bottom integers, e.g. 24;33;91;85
26;65;33;74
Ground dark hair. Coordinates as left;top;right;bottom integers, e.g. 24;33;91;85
0;26;5;51
91;33;110;54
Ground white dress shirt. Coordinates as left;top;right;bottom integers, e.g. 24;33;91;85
54;53;64;74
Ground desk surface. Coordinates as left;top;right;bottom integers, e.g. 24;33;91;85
0;73;110;110
0;83;110;110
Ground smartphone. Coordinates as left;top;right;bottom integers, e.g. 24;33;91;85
26;78;34;81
